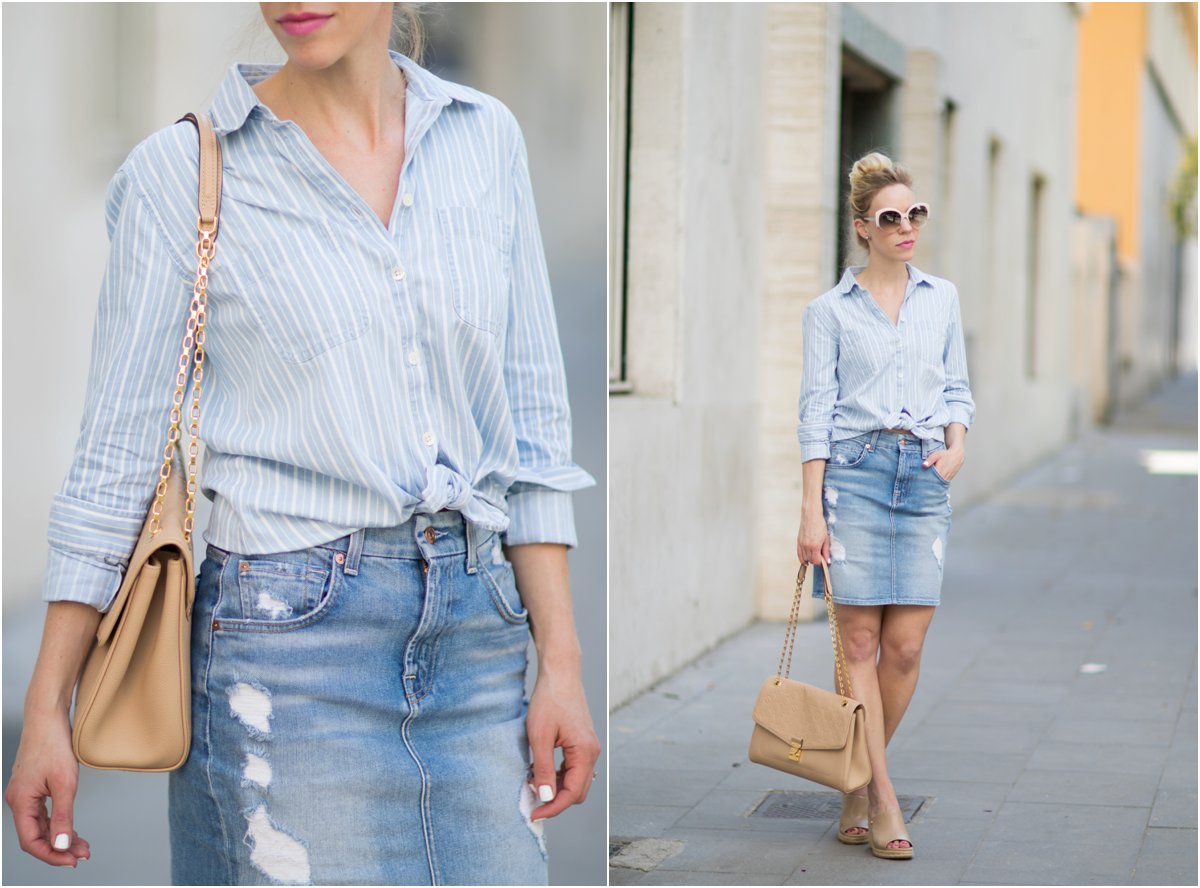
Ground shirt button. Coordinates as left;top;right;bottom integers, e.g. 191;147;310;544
407;350;419;366
392;266;405;281
423;432;435;447
401;193;414;207
424;527;437;544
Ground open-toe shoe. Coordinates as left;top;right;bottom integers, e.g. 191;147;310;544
868;808;913;860
837;793;870;845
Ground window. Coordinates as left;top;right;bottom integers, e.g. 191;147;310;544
939;99;956;273
1026;174;1045;379
837;47;897;278
608;2;632;392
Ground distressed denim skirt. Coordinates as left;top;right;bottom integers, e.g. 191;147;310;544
168;511;548;886
812;429;953;606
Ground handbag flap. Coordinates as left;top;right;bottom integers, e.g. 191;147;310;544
95;462;194;647
751;676;860;750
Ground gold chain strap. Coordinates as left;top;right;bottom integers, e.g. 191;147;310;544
149;219;215;541
775;566;805;681
775;563;856;700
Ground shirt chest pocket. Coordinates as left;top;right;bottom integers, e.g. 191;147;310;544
839;328;891;377
223;215;372;365
438;207;512;335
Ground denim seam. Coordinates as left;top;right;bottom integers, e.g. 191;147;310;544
205;558;236;885
399;558;442;883
477;561;530;624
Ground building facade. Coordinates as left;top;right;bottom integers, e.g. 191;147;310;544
1075;2;1197;416
610;2;1118;707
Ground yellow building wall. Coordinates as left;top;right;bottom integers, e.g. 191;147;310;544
1075;2;1146;262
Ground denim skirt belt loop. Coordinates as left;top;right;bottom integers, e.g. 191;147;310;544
169;511;549;886
812;429;953;606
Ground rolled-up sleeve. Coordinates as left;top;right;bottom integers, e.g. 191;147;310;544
797;300;840;462
942;286;975;430
500;126;595;547
43;164;193;612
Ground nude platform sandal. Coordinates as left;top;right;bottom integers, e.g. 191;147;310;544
837;793;870;845
868;809;914;860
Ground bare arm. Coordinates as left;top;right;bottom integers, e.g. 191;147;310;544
797;459;832;566
505;542;600;821
5;602;100;867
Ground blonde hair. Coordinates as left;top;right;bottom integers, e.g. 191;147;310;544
848;151;913;250
391;3;425;61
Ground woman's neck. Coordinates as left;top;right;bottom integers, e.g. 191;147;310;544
856;256;909;294
253;49;406;152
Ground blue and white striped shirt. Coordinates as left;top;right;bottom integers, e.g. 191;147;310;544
45;51;594;612
797;263;976;462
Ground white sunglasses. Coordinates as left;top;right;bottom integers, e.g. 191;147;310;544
861;203;931;230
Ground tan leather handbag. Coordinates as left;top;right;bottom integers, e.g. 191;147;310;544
71;112;222;772
748;563;871;792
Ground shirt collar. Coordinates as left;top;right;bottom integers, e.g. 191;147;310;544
836;262;932;295
209;50;481;136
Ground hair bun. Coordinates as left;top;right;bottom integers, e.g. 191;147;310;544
849;152;895;185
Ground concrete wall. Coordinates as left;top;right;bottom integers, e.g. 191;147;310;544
609;3;768;706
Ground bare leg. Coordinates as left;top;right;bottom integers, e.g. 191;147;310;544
835;603;911;847
877;605;937;744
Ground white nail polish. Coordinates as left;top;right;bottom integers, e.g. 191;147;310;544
53;833;70;851
538;784;555;802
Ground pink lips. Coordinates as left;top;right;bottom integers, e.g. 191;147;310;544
897;240;914;248
278;12;332;36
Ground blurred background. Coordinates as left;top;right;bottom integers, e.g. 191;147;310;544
3;3;606;885
609;0;1197;704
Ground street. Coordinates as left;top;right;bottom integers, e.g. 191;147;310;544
611;373;1197;886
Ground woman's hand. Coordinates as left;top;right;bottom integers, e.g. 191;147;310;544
925;444;965;482
6;601;100;867
525;669;601;821
504;542;601;821
5;709;90;867
797;509;830;567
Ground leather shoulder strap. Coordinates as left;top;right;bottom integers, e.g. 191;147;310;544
176;112;222;235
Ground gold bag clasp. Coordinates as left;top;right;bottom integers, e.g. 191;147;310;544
788;739;804;762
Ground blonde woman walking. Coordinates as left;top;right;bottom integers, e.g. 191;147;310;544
796;151;975;860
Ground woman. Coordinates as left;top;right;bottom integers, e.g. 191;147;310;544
795;152;975;860
5;4;599;884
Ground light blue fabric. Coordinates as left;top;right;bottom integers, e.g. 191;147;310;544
169;513;548;885
44;52;593;612
811;430;953;606
797;263;976;463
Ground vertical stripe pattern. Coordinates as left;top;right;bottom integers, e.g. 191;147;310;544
797;263;976;462
45;52;593;612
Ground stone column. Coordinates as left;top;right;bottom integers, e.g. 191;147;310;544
756;3;842;620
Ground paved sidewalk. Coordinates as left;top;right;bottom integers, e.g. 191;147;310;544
610;373;1198;886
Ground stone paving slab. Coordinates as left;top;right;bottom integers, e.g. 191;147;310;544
961;839;1141;885
650;826;824;875
1132;827;1199;885
610;373;1197;885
